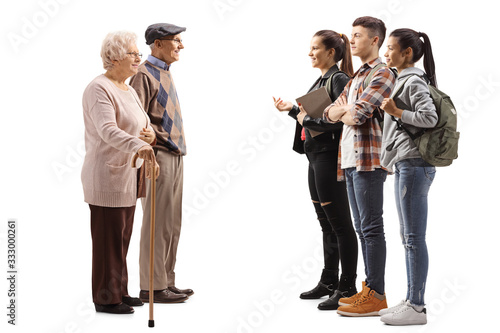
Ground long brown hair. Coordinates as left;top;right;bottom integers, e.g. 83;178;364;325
390;28;437;87
314;30;354;77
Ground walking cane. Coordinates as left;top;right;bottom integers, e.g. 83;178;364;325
148;158;156;328
132;153;156;328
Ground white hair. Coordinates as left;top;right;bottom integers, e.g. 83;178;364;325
100;31;137;70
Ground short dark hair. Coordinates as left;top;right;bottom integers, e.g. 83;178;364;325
352;16;386;48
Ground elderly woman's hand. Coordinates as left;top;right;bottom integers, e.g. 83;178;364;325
137;145;160;179
137;145;155;162
145;160;160;179
139;127;156;144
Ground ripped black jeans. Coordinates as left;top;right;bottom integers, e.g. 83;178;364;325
306;150;358;282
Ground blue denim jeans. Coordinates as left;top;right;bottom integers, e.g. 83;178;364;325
345;167;387;294
394;158;436;306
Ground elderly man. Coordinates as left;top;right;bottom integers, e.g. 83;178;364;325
130;23;192;303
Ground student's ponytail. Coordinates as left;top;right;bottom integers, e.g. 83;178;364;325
418;32;437;87
339;33;354;77
390;28;437;87
314;30;354;77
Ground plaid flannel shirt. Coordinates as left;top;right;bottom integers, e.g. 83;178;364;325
323;58;396;181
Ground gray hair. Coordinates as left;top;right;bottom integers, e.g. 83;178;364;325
100;31;137;70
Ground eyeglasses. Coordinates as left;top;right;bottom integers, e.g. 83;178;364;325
160;38;183;45
126;52;143;59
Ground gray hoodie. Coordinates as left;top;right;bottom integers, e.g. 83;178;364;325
381;67;438;171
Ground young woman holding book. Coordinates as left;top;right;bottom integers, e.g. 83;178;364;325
273;30;358;310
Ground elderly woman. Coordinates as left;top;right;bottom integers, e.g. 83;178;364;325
81;31;158;314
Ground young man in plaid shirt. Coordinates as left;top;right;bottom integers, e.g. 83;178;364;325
323;16;396;317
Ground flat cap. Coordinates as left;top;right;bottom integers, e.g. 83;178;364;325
145;23;186;45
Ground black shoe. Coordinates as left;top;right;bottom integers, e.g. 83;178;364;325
139;289;189;303
122;295;144;307
318;289;357;310
300;282;336;299
95;302;134;314
168;286;194;296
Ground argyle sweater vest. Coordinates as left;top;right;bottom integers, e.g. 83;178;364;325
130;61;186;155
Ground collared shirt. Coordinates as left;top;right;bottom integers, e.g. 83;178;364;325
340;74;363;169
323;58;396;180
147;54;170;71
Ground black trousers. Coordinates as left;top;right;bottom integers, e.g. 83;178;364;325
89;204;135;305
307;150;358;281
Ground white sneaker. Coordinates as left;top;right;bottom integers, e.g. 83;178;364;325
380;301;427;326
378;299;406;316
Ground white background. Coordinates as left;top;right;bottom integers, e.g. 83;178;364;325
1;0;498;332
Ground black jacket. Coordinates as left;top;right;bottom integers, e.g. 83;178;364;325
288;65;350;154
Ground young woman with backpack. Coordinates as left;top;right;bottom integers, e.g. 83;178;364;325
273;30;359;310
380;28;439;325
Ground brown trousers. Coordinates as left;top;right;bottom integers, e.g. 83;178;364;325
90;204;135;304
140;150;183;290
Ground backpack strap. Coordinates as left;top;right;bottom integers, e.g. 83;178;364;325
363;63;387;89
390;74;429;141
325;69;348;100
391;75;412;101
